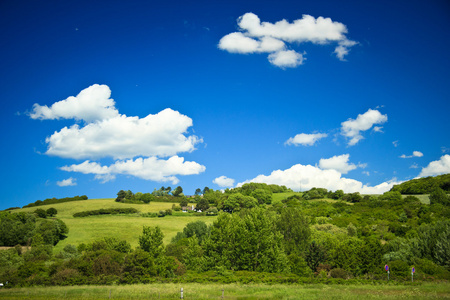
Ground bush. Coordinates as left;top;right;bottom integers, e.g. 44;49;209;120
330;268;348;279
73;208;139;217
34;209;47;218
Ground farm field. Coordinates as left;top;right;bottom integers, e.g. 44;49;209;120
0;282;449;299
16;199;216;252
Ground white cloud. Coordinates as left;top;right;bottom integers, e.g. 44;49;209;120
29;84;119;122
419;155;450;177
31;84;205;184
410;163;419;169
400;151;424;158
318;154;358;174
219;12;357;68
45;108;201;160
213;176;235;188
218;33;285;53
362;171;370;176
285;133;327;146
268;50;304;68
393;140;399;147
239;163;399;194
341;109;388;146
56;177;77;187
61;156;206;184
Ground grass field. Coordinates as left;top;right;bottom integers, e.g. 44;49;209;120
0;282;448;299
16;199;216;252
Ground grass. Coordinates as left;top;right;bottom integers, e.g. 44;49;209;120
15;199;216;252
403;194;430;205
0;282;449;299
272;192;301;204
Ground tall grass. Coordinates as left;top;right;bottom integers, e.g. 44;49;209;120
1;283;448;299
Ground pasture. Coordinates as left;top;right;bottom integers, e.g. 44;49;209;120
17;199;216;252
0;282;449;299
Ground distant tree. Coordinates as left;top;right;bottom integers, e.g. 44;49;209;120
34;209;47;218
196;198;210;212
430;188;449;206
172;186;183;197
195;188;202;196
183;221;210;244
116;190;126;202
251;188;272;204
180;197;189;207
202;187;210;194
46;207;57;217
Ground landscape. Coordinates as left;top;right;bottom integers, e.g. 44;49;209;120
1;0;449;298
1;175;449;299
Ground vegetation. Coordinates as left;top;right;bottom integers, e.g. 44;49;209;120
23;196;88;208
73;208;139;218
391;174;450;194
1;175;449;289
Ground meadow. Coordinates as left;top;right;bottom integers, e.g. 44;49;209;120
0;282;449;299
18;199;216;252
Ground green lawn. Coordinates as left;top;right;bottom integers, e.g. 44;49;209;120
16;199;216;252
0;282;449;299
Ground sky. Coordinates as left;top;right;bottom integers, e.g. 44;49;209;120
1;0;449;209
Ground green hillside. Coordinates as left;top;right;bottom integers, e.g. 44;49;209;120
17;199;216;252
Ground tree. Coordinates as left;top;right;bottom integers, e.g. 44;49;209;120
251;188;272;205
46;208;57;217
34;209;47;218
183;221;210;244
196;197;209;212
430;188;449;206
305;241;327;272
139;226;164;259
172;186;183;197
202;187;210;194
276;207;310;255
195;188;202;196
116;190;126;202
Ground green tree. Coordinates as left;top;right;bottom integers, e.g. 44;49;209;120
139;226;164;259
276;207;310;255
195;188;202;196
183;221;210;244
46;207;57;217
116;190;126;202
34;209;47;218
430;188;449;206
305;241;327;272
172;186;183;197
251;188;272;204
196;197;210;212
204;209;289;272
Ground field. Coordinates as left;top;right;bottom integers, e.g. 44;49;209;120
0;282;449;299
17;199;216;252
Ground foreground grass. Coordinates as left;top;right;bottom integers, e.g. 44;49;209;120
0;283;449;299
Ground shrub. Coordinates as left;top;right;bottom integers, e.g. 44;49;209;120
73;208;138;217
330;268;348;279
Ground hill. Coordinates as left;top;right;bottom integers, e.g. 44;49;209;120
17;198;216;252
390;173;450;194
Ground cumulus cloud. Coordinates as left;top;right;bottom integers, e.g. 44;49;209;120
29;84;119;122
419;155;450;177
285;133;327;146
45;108;201;160
400;151;424;159
319;154;358;174
31;84;205;183
61;156;206;184
239;163;399;194
341;109;388;146
219;12;356;68
56;177;77;187
268;50;305;68
213;176;235;188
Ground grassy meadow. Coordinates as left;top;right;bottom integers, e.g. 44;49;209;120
17;199;216;252
12;192;431;253
1;282;449;299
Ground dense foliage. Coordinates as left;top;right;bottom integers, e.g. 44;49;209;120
390;174;450;194
73;208;139;218
0;211;68;247
1;176;449;287
23;195;88;208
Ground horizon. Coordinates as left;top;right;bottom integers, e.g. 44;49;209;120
1;0;449;210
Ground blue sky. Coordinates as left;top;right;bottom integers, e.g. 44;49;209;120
1;0;449;209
